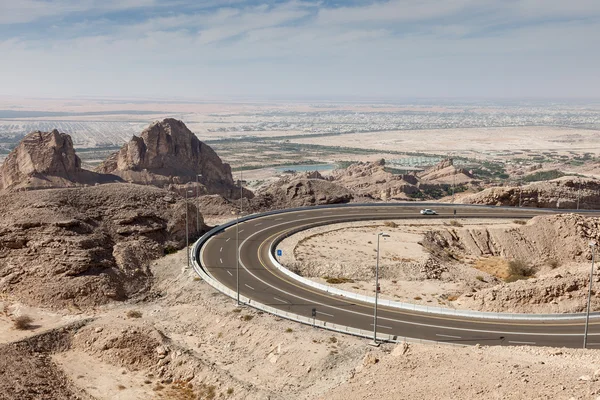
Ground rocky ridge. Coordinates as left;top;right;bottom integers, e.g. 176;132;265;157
0;184;205;309
461;176;600;209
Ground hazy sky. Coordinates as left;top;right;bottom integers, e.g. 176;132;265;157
0;0;599;100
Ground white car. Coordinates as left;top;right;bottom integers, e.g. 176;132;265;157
420;209;437;215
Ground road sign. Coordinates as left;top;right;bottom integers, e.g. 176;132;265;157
276;249;282;256
312;308;317;317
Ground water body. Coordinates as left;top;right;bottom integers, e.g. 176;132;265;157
275;163;337;173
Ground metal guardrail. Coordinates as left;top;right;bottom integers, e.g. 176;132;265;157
191;202;599;342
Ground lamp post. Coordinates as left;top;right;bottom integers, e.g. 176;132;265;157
196;174;202;233
371;232;390;346
236;172;245;306
184;187;193;268
584;241;597;349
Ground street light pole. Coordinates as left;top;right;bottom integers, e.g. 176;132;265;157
584;241;596;349
196;174;202;233
185;187;190;269
371;232;389;346
236;171;244;306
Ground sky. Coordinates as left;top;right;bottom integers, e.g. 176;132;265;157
0;0;599;100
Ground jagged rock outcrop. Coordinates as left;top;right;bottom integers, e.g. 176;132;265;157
252;176;353;210
418;158;476;184
97;119;252;199
0;130;116;190
330;161;419;200
461;176;600;209
0;183;206;309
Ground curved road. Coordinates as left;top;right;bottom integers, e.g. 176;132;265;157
197;205;600;348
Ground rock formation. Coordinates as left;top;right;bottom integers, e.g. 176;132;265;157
461;176;600;209
252;175;353;210
97;119;251;199
418;158;476;185
330;160;419;200
0;183;206;309
0;130;116;190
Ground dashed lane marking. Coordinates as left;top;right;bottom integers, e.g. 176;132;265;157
436;334;462;339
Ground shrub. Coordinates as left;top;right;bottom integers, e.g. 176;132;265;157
324;276;354;284
414;296;422;300
242;315;254;321
285;328;293;333
548;259;560;269
475;275;485;282
448;220;463;227
329;336;338;343
13;315;33;330
164;246;178;255
384;221;398;228
126;310;142;319
227;387;234;395
506;259;537;282
513;220;527;225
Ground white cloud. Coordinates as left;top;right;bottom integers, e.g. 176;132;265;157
0;0;599;98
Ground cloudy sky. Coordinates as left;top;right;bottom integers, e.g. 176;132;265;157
0;0;599;100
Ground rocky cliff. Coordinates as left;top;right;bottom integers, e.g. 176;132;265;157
330;160;419;200
418;158;476;185
252;174;353;210
97;118;251;199
0;130;114;190
461;176;600;209
0;184;205;309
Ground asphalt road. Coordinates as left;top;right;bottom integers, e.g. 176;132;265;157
198;204;600;348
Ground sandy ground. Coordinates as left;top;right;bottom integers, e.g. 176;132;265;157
277;219;515;307
3;248;600;399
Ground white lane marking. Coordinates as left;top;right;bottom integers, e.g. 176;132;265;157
230;226;600;338
227;270;233;276
220;258;223;264
226;238;231;242
220;247;223;252
207;214;600;338
508;340;536;345
244;284;255;290
586;343;600;346
298;214;305;216
273;297;290;304
255;223;262;226
239;229;244;233
436;334;462;339
370;323;393;330
275;218;283;221
316;311;334;317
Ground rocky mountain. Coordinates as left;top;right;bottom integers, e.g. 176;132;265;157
418;158;476;185
251;173;353;210
330;160;419;200
461;176;600;209
0;184;205;309
0;130;116;190
97;118;251;199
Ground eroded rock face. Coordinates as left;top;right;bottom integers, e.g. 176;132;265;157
330;161;419;200
461;177;600;209
0;130;81;190
97;118;250;199
252;177;353;210
0;184;206;309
